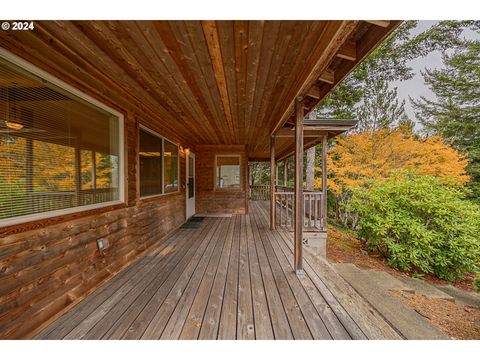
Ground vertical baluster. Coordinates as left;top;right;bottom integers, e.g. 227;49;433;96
286;194;288;227
302;194;305;228
290;193;293;227
291;193;294;230
318;194;321;230
287;193;290;228
306;194;309;228
319;193;322;230
317;194;321;230
279;193;282;227
308;193;311;229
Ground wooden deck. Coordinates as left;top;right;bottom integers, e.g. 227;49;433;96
34;201;401;340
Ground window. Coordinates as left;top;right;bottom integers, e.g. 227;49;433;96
139;127;179;198
139;129;162;197
0;53;123;226
216;155;240;189
163;139;179;193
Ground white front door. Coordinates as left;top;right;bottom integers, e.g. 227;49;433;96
186;152;196;219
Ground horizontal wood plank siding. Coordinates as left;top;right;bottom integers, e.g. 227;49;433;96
0;49;189;338
196;145;248;215
0;173;186;339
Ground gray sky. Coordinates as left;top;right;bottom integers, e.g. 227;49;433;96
392;20;479;130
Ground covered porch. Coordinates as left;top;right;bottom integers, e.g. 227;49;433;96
34;201;400;340
0;20;400;339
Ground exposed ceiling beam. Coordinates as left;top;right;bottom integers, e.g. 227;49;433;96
318;69;334;84
336;41;356;61
305;85;321;99
365;20;391;28
270;21;360;136
275;128;327;138
276;137;324;161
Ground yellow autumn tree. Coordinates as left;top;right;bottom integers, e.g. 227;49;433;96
315;127;470;194
314;127;470;227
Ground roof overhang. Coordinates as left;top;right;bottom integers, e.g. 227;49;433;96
273;119;358;161
0;20;400;160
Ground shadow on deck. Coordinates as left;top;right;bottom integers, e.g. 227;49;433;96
34;201;401;340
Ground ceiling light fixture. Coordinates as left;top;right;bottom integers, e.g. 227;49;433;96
5;120;24;130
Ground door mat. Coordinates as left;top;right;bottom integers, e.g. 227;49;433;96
180;216;205;229
180;221;202;229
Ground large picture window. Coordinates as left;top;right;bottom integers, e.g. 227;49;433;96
0;54;123;226
139;127;179;198
216;155;241;189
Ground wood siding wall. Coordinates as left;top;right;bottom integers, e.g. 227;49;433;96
196;145;248;215
0;57;189;338
0;189;185;339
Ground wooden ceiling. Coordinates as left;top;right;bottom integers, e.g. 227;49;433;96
0;20;399;160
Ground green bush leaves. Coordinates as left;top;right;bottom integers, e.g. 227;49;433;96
349;171;480;281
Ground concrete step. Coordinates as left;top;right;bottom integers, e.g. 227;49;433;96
362;271;415;292
332;263;448;339
401;278;455;302
434;284;480;308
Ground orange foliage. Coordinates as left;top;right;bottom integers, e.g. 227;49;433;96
315;128;470;194
0;137;114;192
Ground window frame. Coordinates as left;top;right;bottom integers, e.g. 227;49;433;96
0;47;125;228
214;154;242;191
138;125;180;200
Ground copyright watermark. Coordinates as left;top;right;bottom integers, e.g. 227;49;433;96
1;21;35;31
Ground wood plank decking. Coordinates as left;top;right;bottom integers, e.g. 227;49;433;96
34;202;401;340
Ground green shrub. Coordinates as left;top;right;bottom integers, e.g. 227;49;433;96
348;171;480;281
474;276;480;292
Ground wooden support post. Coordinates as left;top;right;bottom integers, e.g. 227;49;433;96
321;135;328;230
294;96;304;274
270;135;276;230
283;158;288;186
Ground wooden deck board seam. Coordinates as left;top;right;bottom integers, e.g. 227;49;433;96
197;215;236;340
160;217;230;339
121;218;220;339
138;218;223;339
86;224;201;339
63;224;199;339
252;206;313;339
37;226;191;339
250;211;294;339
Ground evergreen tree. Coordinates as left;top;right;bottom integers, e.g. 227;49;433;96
316;21;479;131
412;39;480;200
357;80;408;132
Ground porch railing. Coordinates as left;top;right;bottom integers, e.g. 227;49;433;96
249;184;270;201
249;184;326;232
274;190;325;231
